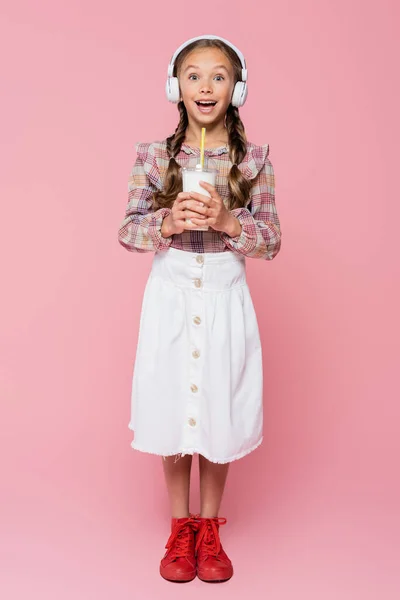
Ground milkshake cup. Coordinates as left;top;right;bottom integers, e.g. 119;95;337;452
182;157;218;231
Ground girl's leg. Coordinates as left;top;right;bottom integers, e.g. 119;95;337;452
196;456;233;582
199;455;230;517
160;454;198;583
162;454;193;518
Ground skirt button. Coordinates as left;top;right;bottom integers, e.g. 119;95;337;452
196;255;204;264
194;278;202;288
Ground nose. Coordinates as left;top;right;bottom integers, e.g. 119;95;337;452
199;79;213;94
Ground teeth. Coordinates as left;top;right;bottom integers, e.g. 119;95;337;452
197;101;216;105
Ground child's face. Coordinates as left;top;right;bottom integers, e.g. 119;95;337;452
178;47;235;129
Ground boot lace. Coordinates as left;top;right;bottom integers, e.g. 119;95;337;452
164;517;198;559
195;517;227;557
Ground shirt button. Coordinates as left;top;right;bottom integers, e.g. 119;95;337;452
188;417;197;427
193;316;202;325
194;278;202;288
192;350;200;359
190;384;198;393
196;255;204;264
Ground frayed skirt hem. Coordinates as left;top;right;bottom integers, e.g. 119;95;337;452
128;435;263;464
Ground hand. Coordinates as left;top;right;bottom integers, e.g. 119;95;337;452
187;181;242;236
161;192;209;237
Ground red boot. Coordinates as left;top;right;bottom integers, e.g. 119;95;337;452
160;516;199;582
195;517;233;582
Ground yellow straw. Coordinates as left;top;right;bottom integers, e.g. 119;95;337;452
200;127;206;169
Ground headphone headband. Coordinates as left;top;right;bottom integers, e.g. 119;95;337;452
167;34;248;82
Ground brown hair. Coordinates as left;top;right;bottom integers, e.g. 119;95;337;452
153;39;253;211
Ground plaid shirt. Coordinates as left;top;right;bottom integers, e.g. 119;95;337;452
118;139;282;260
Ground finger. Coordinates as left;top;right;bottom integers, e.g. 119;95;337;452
190;217;210;226
182;199;209;214
175;192;192;204
173;210;204;222
199;181;218;197
182;210;207;220
188;192;213;206
173;201;203;214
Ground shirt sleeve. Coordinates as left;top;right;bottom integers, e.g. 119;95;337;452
218;150;282;260
118;143;173;253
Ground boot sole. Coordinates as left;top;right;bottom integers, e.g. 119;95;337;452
160;570;197;583
197;573;233;583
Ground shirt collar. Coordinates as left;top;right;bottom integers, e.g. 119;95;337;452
181;143;229;156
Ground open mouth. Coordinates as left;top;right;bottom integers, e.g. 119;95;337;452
195;101;217;107
195;100;217;113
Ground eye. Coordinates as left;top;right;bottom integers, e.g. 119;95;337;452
214;75;225;81
188;74;198;80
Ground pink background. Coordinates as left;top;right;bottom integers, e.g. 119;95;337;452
1;1;399;598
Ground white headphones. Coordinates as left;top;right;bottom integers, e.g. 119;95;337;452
165;34;248;108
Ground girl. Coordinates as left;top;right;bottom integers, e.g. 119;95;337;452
118;34;282;583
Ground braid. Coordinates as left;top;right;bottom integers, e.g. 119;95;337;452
153;101;187;210
168;101;188;156
225;104;253;210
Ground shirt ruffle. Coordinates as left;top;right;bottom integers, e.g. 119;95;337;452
237;143;270;181
135;140;270;188
135;141;163;191
181;141;270;180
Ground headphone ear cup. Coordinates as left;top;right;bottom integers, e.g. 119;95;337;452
231;81;248;108
166;77;180;103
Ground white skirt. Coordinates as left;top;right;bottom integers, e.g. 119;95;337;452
129;247;263;464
